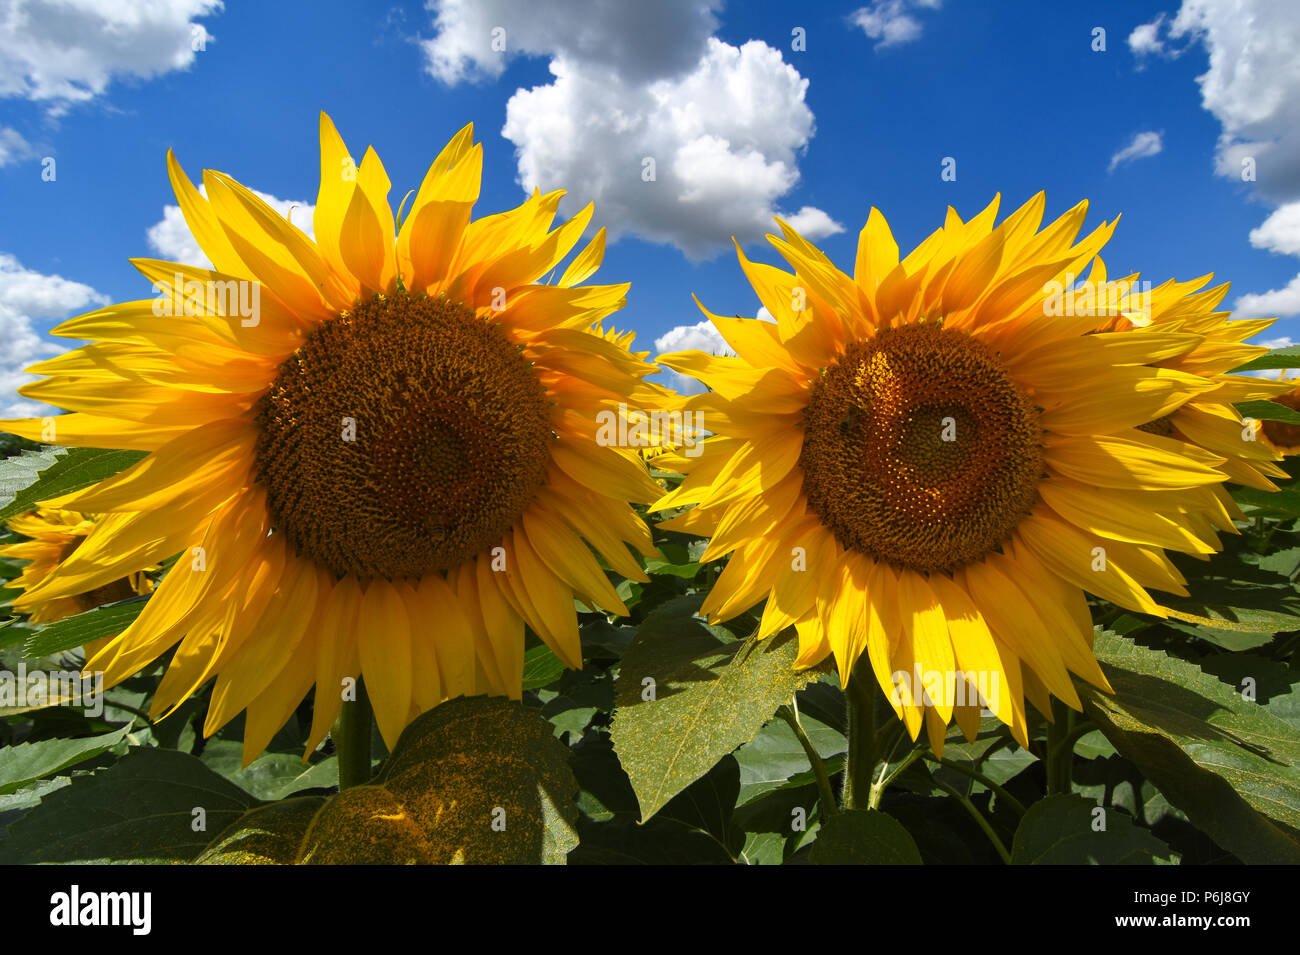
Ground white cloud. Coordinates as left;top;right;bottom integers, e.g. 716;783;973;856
1259;337;1294;349
1166;0;1300;202
422;0;721;85
1150;1;1300;320
1108;130;1164;172
1232;276;1300;322
0;0;222;111
1128;15;1171;57
146;185;315;269
0;253;108;418
424;0;839;260
849;0;941;50
780;206;846;240
654;317;736;395
1248;201;1300;257
654;318;734;356
0;126;34;167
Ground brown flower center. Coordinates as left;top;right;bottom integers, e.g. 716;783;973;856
254;292;553;579
799;323;1045;574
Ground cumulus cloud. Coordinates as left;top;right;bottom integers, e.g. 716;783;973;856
653;318;736;395
1248;201;1300;257
848;0;942;50
1140;2;1300;320
423;0;840;260
423;0;721;85
1234;200;1300;321
1232;276;1300;323
0;253;108;418
1165;0;1300;202
147;186;315;269
1108;130;1164;172
0;0;221;111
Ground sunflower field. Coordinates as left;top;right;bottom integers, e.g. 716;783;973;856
1;113;1300;875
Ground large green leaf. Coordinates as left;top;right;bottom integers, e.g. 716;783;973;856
23;597;148;659
1080;631;1300;864
1010;795;1175;864
810;809;922;864
0;447;147;523
611;594;819;821
0;747;254;863
0;724;130;795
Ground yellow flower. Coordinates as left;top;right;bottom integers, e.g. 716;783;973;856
0;114;662;762
654;194;1237;754
1;508;153;624
1091;269;1291;488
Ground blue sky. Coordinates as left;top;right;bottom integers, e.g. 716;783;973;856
1;0;1298;414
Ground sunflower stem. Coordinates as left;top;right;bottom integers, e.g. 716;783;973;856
776;700;838;818
1044;698;1075;795
334;679;373;791
841;659;878;810
932;775;1012;863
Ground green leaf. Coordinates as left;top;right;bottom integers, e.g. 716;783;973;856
1010;794;1175;864
0;724;130;795
611;594;819;821
810;809;922;864
0;447;65;515
522;642;567;690
22;597;148;659
1079;631;1300;864
1232;485;1300;518
0;447;147;523
1236;399;1300;425
1233;345;1300;372
0;747;254;863
734;708;844;805
196;797;326;864
643;556;702;579
199;740;338;801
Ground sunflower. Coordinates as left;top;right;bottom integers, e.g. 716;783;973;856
1260;381;1300;456
654;193;1237;753
1090;269;1291;489
0;114;661;762
1;508;153;624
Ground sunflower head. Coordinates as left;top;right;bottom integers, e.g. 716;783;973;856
0;114;662;763
1092;268;1292;489
655;194;1238;753
1;509;153;624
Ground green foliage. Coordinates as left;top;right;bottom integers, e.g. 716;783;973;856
0;447;147;523
611;593;819;821
1009;795;1175;864
2;434;1300;866
810;809;923;864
